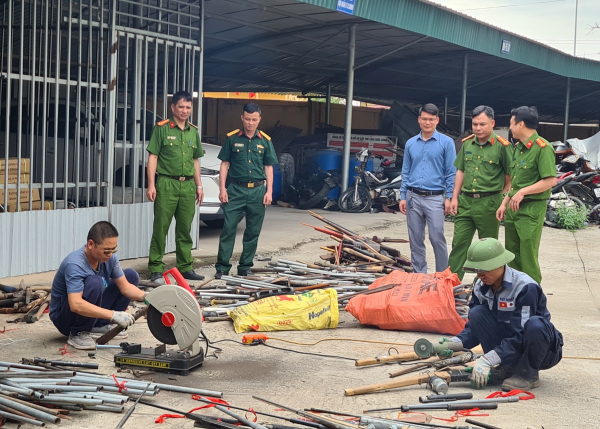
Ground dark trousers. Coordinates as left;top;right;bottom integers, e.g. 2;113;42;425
465;304;563;380
50;268;139;336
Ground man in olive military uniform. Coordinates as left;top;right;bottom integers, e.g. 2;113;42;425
146;91;205;282
215;103;278;279
448;106;512;280
497;106;556;284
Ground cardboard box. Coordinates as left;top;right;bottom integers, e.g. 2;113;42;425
6;200;53;212
0;188;41;204
0;173;30;185
0;158;31;174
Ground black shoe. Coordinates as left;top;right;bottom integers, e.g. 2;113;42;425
214;270;227;279
237;269;251;277
150;272;163;283
489;364;515;385
181;270;205;281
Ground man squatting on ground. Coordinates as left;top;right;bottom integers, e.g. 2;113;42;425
400;103;456;273
50;221;146;350
441;238;563;391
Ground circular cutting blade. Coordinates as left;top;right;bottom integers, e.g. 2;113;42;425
414;338;433;359
147;305;177;345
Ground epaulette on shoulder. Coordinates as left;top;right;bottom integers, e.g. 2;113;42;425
227;129;240;137
497;136;510;146
157;119;169;126
260;131;272;141
461;134;474;143
189;122;198;129
536;138;547;148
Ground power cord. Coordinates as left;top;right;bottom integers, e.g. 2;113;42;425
209;338;356;362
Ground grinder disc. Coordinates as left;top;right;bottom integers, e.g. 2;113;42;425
147;305;177;345
413;338;434;359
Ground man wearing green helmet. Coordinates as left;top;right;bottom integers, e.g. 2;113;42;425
440;238;563;391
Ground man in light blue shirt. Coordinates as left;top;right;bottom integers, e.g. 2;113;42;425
50;221;146;350
400;104;456;273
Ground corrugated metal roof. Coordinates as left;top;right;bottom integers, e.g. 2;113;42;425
300;0;600;81
201;0;600;122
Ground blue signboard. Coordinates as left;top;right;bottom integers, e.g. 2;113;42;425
337;0;355;15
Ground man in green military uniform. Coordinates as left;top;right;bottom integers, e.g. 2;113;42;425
146;91;205;282
497;106;556;284
448;106;512;280
215;103;278;278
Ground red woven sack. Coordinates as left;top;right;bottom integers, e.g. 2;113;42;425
346;268;466;335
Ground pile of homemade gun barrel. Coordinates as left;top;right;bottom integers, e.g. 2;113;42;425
0;358;222;427
0;282;50;323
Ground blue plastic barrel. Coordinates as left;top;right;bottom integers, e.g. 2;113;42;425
272;164;282;201
312;149;342;173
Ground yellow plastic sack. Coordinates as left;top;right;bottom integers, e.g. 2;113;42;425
227;289;339;333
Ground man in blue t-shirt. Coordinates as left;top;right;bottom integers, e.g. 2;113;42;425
50;221;146;350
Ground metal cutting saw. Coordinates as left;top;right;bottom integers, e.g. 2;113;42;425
113;284;204;375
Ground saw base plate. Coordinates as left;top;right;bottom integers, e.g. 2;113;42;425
114;343;204;375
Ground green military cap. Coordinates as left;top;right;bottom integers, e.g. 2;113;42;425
463;238;515;273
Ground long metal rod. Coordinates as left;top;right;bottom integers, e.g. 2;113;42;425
122;35;130;204
460;54;468;133
195;398;268;429
28;0;37;209
2;0;11;210
16;0;25;209
574;0;578;56
64;0;73;205
98;0;106;207
341;24;357;193
325;83;331;125
75;0;83;208
563;77;571;143
115;382;151;428
52;0;61;208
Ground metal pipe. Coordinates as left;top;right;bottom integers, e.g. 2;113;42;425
199;293;251;299
15;379;72;384
0;385;37;397
22;385;98;393
2;0;12;209
460;54;468;133
0;393;60;415
325;83;331;125
86;405;125;413
197;0;204;132
35;394;104;406
0;371;75;378
115;382;151;428
196;398;268;429
563;77;571;143
341;24;357;192
0;396;59;424
0;410;45;427
151;382;223;398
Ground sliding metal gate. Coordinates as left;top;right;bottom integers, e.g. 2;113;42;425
0;0;203;277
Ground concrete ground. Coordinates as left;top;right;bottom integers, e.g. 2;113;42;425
1;206;599;429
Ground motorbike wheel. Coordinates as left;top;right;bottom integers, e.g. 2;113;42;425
338;187;372;213
298;183;331;210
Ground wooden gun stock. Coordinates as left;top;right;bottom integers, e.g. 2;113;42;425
345;371;453;396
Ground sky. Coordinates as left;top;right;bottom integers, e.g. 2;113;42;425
428;0;600;59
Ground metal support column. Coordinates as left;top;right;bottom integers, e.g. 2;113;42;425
563;77;571;143
444;96;448;125
325;83;331;125
341;24;357;192
460;54;468;133
196;0;204;134
106;0;118;219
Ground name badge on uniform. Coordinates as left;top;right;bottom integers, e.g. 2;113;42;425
465;151;472;154
257;144;264;149
167;136;176;140
234;143;244;147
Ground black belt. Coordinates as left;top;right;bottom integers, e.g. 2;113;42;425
232;179;265;188
161;174;194;182
462;191;500;199
408;187;444;196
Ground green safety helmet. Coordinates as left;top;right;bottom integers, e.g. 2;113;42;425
462;238;515;273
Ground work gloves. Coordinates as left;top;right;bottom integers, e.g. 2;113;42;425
437;337;463;358
143;292;150;305
111;311;136;329
471;356;493;389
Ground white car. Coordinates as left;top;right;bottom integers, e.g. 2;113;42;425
199;142;225;228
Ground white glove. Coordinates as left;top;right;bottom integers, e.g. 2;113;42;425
111;311;135;329
471;356;493;389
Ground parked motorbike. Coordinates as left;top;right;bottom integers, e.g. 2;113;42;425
290;168;341;210
545;174;588;227
338;149;402;213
